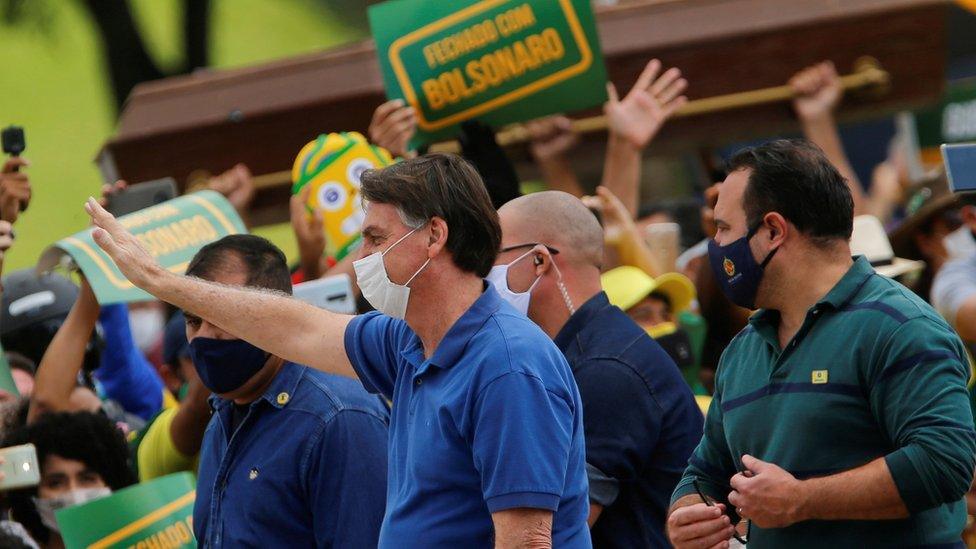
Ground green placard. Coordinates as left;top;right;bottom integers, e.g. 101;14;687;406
0;344;19;396
913;78;976;149
38;191;246;305
56;472;196;549
369;0;608;144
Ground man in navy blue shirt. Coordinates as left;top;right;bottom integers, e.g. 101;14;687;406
85;154;591;547
492;190;704;548
182;235;389;548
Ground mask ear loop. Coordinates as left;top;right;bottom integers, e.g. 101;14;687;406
381;227;420;257
548;258;576;315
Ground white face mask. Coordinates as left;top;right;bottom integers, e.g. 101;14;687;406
486;250;541;316
943;226;976;260
34;487;112;532
353;227;431;319
129;308;166;354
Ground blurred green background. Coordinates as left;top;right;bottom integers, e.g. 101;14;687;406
0;0;366;272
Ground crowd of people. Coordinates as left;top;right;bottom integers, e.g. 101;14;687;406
0;55;973;549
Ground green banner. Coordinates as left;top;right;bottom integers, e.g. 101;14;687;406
0;344;19;396
369;0;608;143
913;78;976;149
57;472;196;549
38;191;245;305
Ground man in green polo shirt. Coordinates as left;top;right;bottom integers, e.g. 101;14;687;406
667;139;976;548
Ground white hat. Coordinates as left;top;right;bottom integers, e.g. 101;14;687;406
850;215;925;278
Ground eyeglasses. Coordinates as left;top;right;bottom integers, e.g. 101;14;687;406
500;243;560;255
693;479;748;544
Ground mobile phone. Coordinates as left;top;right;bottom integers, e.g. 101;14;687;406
107;178;178;217
0;444;40;491
293;274;356;314
943;143;976;193
1;126;25;157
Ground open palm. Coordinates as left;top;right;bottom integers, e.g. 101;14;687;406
604;59;688;149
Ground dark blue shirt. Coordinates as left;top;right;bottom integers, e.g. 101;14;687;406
344;286;591;548
554;292;703;549
194;361;390;548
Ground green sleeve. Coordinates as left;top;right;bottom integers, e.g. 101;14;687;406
670;370;737;507
871;318;976;514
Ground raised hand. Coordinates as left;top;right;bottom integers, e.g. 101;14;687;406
790;61;843;122
604;59;688;149
290;186;327;279
525;115;579;161
84;197;162;290
582;185;637;245
369;99;418;158
208;163;255;218
1;157;32;223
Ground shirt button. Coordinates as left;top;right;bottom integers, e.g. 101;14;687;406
415;378;423;386
276;392;290;405
249;468;259;480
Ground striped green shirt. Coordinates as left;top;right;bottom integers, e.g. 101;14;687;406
672;256;976;548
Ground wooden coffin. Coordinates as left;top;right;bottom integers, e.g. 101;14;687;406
98;0;949;226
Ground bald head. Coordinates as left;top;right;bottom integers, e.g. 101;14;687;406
499;191;604;268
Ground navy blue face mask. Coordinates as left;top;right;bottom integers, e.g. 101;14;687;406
707;223;779;310
187;337;270;394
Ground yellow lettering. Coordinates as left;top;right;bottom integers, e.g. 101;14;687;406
422;44;438;69
512;41;539;73
422;79;445;110
541;28;564;59
496;4;536;36
464;60;490;94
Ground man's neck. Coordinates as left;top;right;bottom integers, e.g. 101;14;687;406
536;270;603;340
767;246;853;346
408;272;485;358
231;357;285;405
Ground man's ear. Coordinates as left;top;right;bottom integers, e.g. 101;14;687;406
428;217;449;258
533;247;555;277
764;212;789;246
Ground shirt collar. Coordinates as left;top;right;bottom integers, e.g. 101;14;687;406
405;283;503;370
554;292;609;353
749;255;873;331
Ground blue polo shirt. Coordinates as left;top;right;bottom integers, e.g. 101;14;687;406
344;285;591;547
555;292;703;548
195;361;390;548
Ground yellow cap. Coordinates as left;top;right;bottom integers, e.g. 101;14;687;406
601;266;696;314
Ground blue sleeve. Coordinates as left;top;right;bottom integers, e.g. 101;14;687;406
305;410;389;549
343;312;409;399
574;359;662;506
93;304;164;421
472;371;576;513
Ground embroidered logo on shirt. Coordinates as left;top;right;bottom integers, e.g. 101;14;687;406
811;370;829;384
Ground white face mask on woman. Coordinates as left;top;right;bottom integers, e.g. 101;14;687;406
33;487;112;532
353;227;431;320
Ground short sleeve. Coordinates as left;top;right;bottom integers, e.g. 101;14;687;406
472;371;576;513
343;312;410;399
931;257;976;326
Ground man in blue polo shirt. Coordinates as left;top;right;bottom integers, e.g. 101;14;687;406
492;190;703;548
84;153;591;547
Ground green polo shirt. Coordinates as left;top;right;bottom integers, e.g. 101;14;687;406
671;256;976;548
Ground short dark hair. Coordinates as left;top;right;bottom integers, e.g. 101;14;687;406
727;139;854;246
3;411;135;544
360;153;501;277
186;234;292;294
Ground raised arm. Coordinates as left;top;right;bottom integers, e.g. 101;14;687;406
790;61;867;215
601;59;688;218
29;277;100;424
85;198;357;379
